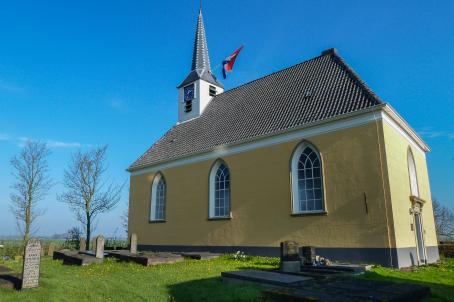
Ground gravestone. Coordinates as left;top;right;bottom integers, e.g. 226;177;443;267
79;237;86;252
280;241;301;273
129;233;137;254
95;236;104;259
21;238;41;289
47;242;55;257
92;238;97;252
40;246;45;257
280;241;300;261
301;246;316;265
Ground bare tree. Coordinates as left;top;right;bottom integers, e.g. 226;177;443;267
433;199;454;241
10;140;52;242
58;146;123;249
121;201;129;237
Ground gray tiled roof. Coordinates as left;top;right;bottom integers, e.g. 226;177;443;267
129;48;383;171
177;9;223;88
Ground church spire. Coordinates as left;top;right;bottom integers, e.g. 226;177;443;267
191;8;211;71
177;4;223;89
176;3;224;123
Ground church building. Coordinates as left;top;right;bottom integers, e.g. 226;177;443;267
127;8;439;268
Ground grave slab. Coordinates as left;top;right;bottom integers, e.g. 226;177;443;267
108;251;184;266
261;277;430;302
53;249;78;260
0;265;12;274
222;270;311;287
299;263;372;274
178;252;220;260
0;273;21;290
62;253;104;266
0;265;17;289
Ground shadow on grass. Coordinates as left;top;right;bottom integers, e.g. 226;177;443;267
0;273;21;290
167;276;263;302
361;271;454;301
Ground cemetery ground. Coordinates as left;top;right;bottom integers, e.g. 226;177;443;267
0;255;453;302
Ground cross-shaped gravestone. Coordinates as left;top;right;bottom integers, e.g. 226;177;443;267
21;238;41;289
95;236;104;259
129;233;137;254
79;237;86;252
47;242;55;257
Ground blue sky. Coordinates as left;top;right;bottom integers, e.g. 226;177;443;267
0;0;453;237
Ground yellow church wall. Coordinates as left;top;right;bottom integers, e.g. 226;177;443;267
381;122;438;249
129;121;394;249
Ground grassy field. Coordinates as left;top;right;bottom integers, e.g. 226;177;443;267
0;255;453;301
362;259;454;302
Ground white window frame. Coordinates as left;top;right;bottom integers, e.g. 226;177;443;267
291;142;325;214
150;173;166;221
407;148;419;197
209;160;231;219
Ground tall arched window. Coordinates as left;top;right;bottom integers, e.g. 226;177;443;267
291;142;324;214
407;149;419;197
209;160;231;218
150;173;166;221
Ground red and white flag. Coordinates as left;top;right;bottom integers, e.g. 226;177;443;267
222;45;244;79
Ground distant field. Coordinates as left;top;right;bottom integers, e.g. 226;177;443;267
0;254;453;301
0;238;126;258
0;240;64;259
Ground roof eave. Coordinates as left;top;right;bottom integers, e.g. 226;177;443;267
382;104;430;152
127;104;388;173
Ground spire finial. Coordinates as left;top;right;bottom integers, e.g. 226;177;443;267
191;3;211;71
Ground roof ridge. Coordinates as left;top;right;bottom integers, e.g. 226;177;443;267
328;49;383;104
216;49;331;97
215;48;382;106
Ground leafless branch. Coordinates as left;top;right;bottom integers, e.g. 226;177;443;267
58;145;124;249
9;140;52;243
433;199;454;241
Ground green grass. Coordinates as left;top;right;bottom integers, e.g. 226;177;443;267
0;255;453;301
362;258;454;302
0;255;278;302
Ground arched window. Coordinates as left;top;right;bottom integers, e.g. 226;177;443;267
407;149;419;197
209;160;231;218
150;173;166;221
291;142;324;213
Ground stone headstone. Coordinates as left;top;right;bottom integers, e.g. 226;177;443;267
91;237;96;252
95;236;104;259
21;238;41;289
40;247;45;257
129;233;137;254
301;246;316;265
47;242;55;257
280;241;300;261
79;237;86;252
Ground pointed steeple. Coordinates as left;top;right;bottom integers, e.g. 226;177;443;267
191;8;211;71
177;5;223;89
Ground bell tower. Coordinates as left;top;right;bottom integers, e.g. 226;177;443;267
177;6;224;124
